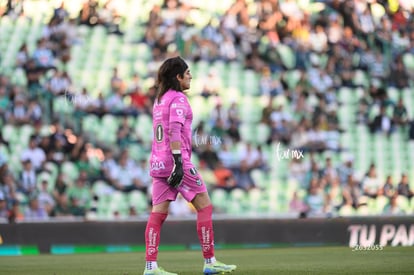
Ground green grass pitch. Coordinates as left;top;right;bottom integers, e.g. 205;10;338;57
0;246;413;274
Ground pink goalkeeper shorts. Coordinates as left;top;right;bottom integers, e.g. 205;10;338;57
151;166;207;205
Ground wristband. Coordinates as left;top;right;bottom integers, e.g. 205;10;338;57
172;149;181;154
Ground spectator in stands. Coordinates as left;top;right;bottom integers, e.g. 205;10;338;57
383;194;405;215
362;164;383;198
16;43;29;68
32;38;56;71
210;118;227;143
226;120;241;143
110;151;146;193
20;135;46;172
78;0;100;27
23;59;43;91
409;120;414;140
129;85;150;114
389;55;410;89
45;69;72;96
337;57;356;88
116;117;133;147
200;69;222;98
217;142;236;169
135;158;151;194
227;101;240;125
213;161;237;193
37;179;55;216
27;98;43;123
7;200;23;223
100;148;117;183
18;159;37;196
320;157;339;184
0;192;8;220
66;174;92;211
110;67;124;92
289;191;307;216
198;143;219;170
234;160;256;191
337;155;355;186
6;95;30;125
259;66;283;97
392;97;409;129
304;178;325;217
68;196;86;217
397;173;413;198
0;86;10;120
52;193;72;217
52;172;67;201
382;175;396;199
75;150;97;181
369;105;393;136
342;174;362;209
25;197;48;220
209;101;228;127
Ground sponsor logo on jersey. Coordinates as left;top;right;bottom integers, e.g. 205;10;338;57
176;109;183;116
151;161;166;171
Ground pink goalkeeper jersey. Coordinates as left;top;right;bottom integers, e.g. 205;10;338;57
150;89;193;178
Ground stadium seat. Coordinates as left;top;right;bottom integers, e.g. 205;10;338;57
396;195;410;214
338;204;356;217
1;124;18;142
128;190;148;214
356;205;371;216
44;161;59;182
91;180;111;196
402;53;414;72
108;191;129;218
210;188;228;213
276;44;296;69
61;161;80;183
36;171;54;192
135;114;153;145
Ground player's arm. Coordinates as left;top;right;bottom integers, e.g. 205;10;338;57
167;122;184;188
167;96;187;187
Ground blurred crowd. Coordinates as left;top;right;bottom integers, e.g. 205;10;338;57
1;0;414;222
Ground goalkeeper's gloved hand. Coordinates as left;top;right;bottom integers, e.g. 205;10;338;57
167;153;184;188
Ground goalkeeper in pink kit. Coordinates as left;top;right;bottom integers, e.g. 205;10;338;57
143;56;237;275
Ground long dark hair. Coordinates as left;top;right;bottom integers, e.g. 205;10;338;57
155;56;188;102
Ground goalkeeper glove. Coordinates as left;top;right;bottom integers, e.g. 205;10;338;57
167;153;184;188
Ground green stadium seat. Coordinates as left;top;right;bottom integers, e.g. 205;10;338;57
1;124;18;142
108;191;129;218
92;180;113;197
338;204;356;217
128;190;148;214
410;197;414;214
44;161;59;182
36;171;54;192
255;123;271;145
402;53;414;71
135;114;153;145
210;188;228;213
276;44;296;69
396;195;410;214
61;161;80;183
356;205;371;216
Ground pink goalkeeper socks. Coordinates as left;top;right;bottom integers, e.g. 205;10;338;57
145;212;168;261
197;204;215;259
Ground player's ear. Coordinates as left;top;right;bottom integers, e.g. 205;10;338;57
176;74;183;81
